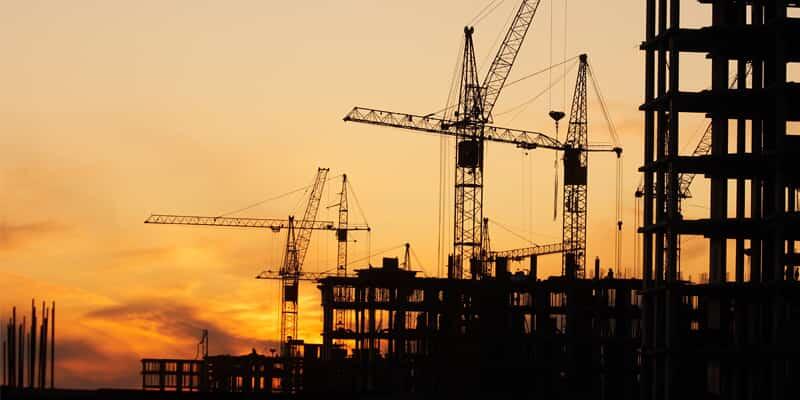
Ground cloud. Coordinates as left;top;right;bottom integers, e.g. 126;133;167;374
56;337;139;388
111;246;175;263
0;221;71;251
85;298;279;356
680;237;707;264
57;297;283;388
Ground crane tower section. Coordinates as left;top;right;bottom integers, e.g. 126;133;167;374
451;0;541;280
562;55;589;278
281;168;329;353
452;27;485;280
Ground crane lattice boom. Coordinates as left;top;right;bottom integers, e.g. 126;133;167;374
344;107;563;150
481;0;542;121
291;169;329;273
145;214;368;232
255;270;337;281
145;214;336;230
489;242;569;260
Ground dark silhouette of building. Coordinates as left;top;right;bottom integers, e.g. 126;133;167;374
639;1;800;399
316;257;642;398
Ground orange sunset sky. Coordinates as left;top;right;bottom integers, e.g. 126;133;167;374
2;0;729;388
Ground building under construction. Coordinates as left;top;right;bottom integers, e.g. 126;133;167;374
138;256;642;399
315;257;642;398
132;1;800;399
3;1;799;400
639;0;800;399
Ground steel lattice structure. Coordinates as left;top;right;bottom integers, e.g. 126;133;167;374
144;214;335;230
488;241;569;260
480;0;541;121
453;26;485;279
345;0;542;280
343;108;562;150
144;168;371;360
562;55;589;278
334;175;349;331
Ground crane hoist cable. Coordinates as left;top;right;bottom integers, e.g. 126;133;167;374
562;0;568;112
444;39;465;116
614;153;623;270
434;34;464;276
553;151;559;221
548;0;554;110
585;61;625;271
633;184;640;276
521;151;530;243
436;38;463;277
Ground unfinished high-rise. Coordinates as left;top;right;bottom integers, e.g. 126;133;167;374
640;1;800;399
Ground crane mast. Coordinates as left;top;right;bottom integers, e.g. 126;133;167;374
562;55;589;278
280;168;329;355
336;175;349;277
450;0;541;279
452;26;485;280
335;175;349;331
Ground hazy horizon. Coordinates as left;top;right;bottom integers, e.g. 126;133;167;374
0;0;724;388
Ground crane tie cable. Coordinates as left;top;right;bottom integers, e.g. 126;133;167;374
505;55;579;88
345;244;405;268
424;56;579;119
490;219;543;246
469;0;508;26
347;178;370;226
587;65;621;147
216;174;343;218
498;59;579;121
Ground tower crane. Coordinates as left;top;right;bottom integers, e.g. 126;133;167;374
348;0;543;280
561;54;590;277
260;176;361;355
346;52;620;279
144;169;370;356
